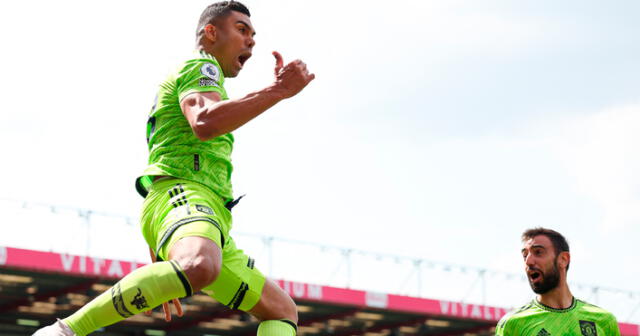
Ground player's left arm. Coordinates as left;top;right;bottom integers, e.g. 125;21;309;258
608;314;622;336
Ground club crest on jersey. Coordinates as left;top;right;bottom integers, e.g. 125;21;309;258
201;63;220;82
579;320;597;336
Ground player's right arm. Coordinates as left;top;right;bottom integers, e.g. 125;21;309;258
181;51;315;141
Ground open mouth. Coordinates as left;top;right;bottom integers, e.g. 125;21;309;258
529;271;541;281
237;52;252;68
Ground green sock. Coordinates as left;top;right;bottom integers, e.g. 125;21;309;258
257;319;297;336
63;260;192;336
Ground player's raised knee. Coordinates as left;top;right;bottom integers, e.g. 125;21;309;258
177;252;220;290
169;237;222;291
266;295;298;324
257;294;298;323
251;280;299;323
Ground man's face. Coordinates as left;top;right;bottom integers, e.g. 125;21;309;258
210;10;256;78
521;235;562;294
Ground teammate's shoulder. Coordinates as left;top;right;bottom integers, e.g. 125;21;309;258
497;300;536;326
511;300;538;316
576;298;617;319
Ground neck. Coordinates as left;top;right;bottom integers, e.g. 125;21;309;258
197;45;221;63
196;38;213;56
196;42;207;53
537;282;573;309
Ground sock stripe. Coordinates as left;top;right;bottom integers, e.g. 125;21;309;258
169;260;193;297
110;283;134;318
280;319;298;332
258;319;298;335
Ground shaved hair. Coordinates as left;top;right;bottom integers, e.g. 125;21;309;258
196;1;251;38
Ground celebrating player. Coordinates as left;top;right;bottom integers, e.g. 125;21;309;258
495;228;620;335
34;1;314;335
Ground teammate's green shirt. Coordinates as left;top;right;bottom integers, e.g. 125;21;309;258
136;50;234;202
496;298;620;336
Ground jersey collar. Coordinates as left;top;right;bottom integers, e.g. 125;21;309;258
533;296;577;313
195;49;219;63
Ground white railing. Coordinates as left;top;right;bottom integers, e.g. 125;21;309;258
1;198;638;324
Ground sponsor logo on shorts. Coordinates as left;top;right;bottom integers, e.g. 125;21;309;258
580;320;597;336
196;204;214;215
199;78;219;87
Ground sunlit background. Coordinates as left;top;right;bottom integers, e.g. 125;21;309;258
1;0;639;325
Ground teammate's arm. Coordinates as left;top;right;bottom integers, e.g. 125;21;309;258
181;51;315;141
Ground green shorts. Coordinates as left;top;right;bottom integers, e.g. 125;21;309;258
140;178;265;312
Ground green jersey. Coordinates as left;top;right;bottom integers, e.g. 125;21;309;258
496;298;620;336
136;51;234;202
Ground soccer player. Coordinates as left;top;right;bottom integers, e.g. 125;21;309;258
34;2;314;335
495;228;620;336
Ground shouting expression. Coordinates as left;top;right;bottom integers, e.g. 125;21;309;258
521;235;566;294
207;10;256;78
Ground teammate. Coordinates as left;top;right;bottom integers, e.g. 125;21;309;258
496;228;620;336
34;2;314;335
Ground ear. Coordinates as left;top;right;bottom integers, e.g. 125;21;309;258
558;251;570;272
204;24;217;43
